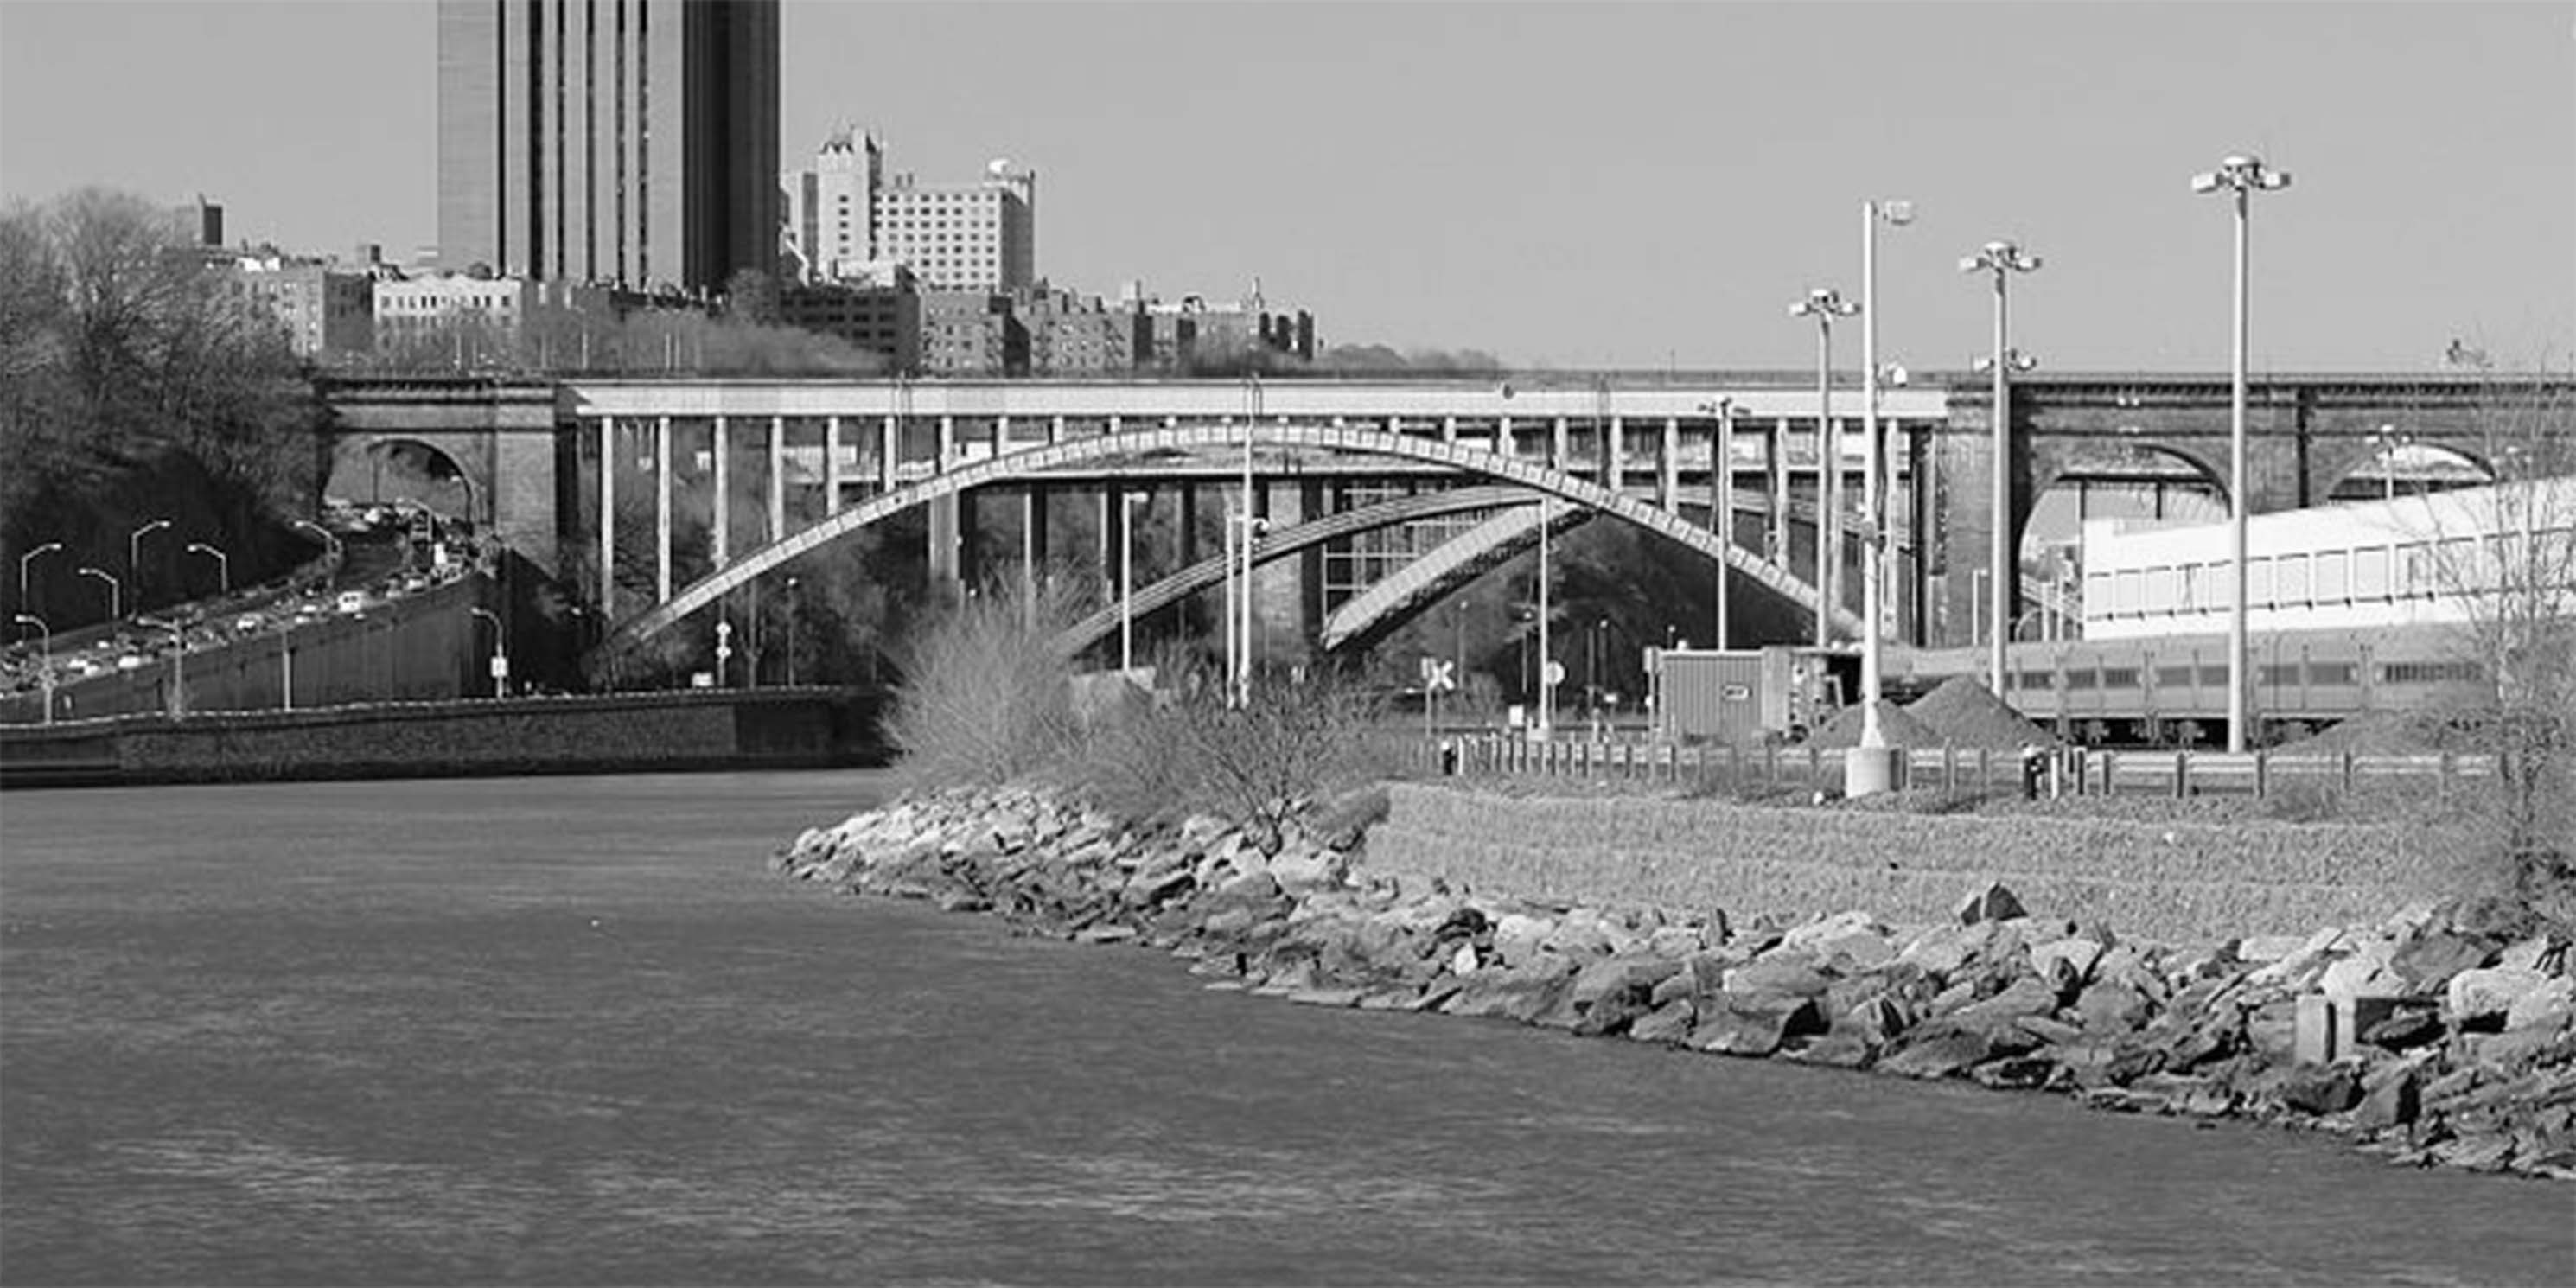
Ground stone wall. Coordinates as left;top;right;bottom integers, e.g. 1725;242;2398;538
0;689;878;786
1364;783;2438;945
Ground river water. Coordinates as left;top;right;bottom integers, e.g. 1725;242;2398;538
2;772;2568;1286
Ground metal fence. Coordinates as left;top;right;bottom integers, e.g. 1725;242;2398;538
1407;733;2498;801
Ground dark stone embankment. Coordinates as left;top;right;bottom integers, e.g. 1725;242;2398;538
775;785;2576;1182
0;688;886;788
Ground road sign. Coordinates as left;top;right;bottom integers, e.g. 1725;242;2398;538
1542;660;1566;686
1421;657;1457;693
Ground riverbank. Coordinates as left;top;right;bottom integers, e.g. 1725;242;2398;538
775;783;2576;1183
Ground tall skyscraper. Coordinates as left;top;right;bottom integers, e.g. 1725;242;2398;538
436;0;779;292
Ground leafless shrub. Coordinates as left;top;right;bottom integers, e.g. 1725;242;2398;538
881;578;1090;792
2410;366;2576;922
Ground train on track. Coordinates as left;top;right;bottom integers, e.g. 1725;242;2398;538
1661;475;2571;748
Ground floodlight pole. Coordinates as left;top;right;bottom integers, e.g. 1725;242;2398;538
1849;198;1912;798
2194;154;2290;754
1789;287;1858;651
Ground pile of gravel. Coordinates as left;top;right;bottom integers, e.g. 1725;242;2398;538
1810;699;1946;750
1903;675;2058;749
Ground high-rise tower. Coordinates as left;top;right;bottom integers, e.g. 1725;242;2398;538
436;0;779;292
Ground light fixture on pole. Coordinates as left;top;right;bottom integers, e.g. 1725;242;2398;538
293;519;345;562
186;542;230;596
129;519;170;609
2191;153;2290;754
468;606;507;698
2372;425;2413;502
18;540;61;612
76;566;121;621
12;613;51;725
1961;239;2042;699
1697;398;1735;650
1848;197;1913;798
1789;286;1858;650
1119;489;1146;677
783;576;800;687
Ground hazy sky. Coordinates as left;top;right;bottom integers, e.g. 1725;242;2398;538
3;1;2569;372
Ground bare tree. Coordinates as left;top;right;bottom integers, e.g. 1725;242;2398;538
2411;367;2576;916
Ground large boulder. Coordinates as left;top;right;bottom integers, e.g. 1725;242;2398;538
2447;966;2556;1029
2503;976;2575;1032
1954;881;2025;927
1879;1025;1998;1080
1692;996;1827;1057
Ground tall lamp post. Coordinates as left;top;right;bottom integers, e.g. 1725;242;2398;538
1961;239;2042;699
18;541;61;613
129;519;170;611
76;566;121;621
1118;489;1146;676
13;613;52;724
2191;153;2290;754
468;606;507;698
186;541;230;596
1789;287;1859;650
1848;197;1913;797
293;519;345;563
1698;398;1735;650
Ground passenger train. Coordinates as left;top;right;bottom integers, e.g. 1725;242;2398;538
1888;475;2573;746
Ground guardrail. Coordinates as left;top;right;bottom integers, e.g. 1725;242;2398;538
1412;733;2499;800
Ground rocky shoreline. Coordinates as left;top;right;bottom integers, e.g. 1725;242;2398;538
775;784;2576;1182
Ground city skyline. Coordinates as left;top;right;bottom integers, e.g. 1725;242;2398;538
3;2;2569;372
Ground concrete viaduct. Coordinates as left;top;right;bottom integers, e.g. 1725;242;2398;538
317;370;2553;659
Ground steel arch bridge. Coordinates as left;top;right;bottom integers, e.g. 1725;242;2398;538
603;422;1860;650
1048;484;1544;658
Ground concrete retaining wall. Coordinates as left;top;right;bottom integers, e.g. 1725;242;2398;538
0;689;882;787
1364;783;2439;945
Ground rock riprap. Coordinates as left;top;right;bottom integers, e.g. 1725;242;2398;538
775;786;2576;1182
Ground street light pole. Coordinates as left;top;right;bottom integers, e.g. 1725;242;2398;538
1699;398;1734;650
76;566;121;621
12;613;51;724
1849;198;1913;798
1962;240;2042;699
129;519;170;611
18;541;61;613
293;519;345;564
1789;287;1859;650
468;606;507;698
186;542;230;596
2192;154;2291;754
1119;488;1143;676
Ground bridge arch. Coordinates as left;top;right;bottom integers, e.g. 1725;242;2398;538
327;434;482;525
605;423;1861;647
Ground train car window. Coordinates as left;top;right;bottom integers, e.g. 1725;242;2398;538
2018;668;2054;692
2101;666;2140;689
2316;550;2350;603
2276;553;2311;605
2198;665;2228;687
2384;660;2484;685
2064;667;2099;692
2260;663;2301;688
2352;545;2391;601
2310;662;2356;686
2440;536;2479;590
2399;543;2434;598
2157;666;2195;689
